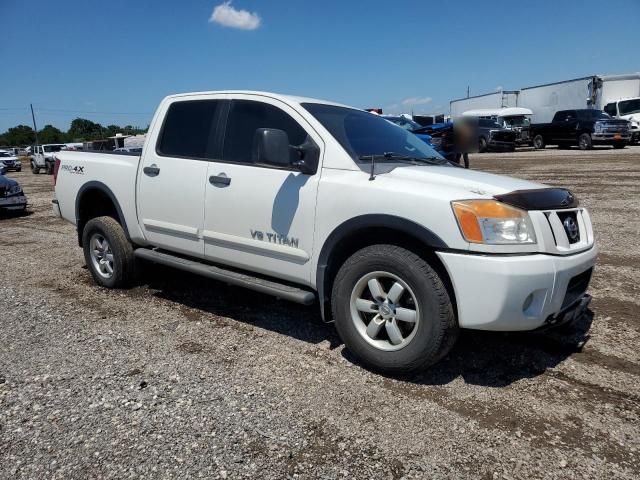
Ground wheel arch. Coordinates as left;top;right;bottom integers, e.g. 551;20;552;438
75;181;130;247
315;215;455;322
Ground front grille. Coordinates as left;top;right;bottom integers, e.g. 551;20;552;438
604;126;628;134
561;268;593;309
557;211;580;244
491;131;516;142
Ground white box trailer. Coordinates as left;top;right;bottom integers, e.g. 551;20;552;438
450;91;519;119
450;73;640;124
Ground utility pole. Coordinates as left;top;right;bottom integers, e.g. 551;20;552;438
30;103;39;145
467;86;470;98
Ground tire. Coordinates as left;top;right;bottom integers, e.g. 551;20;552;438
533;134;545;149
82;216;135;288
45;161;54;175
478;136;488;153
612;142;625;149
578;133;592;150
16;167;21;172
331;244;458;374
31;161;39;174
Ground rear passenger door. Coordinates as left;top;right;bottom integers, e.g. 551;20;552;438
137;97;224;258
202;96;323;285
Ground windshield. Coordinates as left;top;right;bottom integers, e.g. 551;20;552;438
502;116;530;127
44;145;64;152
577;110;611;120
301;103;445;163
385;117;422;131
618;99;640;116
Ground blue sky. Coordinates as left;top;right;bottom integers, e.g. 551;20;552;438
1;0;639;132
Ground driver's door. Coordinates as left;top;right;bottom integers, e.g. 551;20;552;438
202;96;323;284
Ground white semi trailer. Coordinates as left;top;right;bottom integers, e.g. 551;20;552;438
450;73;640;142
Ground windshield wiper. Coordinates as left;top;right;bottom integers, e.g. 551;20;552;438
358;152;445;181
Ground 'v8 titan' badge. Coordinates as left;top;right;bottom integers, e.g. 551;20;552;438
251;230;299;248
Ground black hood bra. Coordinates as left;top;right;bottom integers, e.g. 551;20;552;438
494;188;578;211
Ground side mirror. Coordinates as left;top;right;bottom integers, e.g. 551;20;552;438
253;128;291;167
252;128;320;175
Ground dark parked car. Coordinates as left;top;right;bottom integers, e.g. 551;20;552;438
530;109;631;150
0;172;27;213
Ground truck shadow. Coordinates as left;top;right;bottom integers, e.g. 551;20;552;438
141;264;593;388
377;312;593;388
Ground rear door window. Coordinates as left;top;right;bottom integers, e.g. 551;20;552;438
222;100;307;164
157;100;222;159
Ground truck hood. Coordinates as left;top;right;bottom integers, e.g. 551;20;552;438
385;164;546;197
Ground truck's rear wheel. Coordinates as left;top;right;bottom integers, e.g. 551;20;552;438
331;245;458;374
533;134;545;149
82;216;135;288
578;133;592;150
31;161;39;174
45;161;54;174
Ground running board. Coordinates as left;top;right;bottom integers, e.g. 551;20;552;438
134;248;316;305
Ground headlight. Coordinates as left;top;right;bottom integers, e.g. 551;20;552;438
451;199;536;244
8;184;23;195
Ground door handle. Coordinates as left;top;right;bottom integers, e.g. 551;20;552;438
143;164;160;176
209;174;231;187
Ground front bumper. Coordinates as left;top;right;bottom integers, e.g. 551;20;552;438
437;245;598;331
591;132;631;143
1;162;21;171
0;194;27;210
488;140;515;151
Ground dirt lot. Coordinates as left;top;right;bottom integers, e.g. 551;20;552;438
1;146;639;479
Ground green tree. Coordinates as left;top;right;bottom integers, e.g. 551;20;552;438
0;125;36;146
67;118;104;141
39;124;67;144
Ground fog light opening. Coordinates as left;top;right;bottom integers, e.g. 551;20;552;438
522;293;534;312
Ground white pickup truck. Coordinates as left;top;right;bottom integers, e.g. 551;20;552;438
53;91;597;374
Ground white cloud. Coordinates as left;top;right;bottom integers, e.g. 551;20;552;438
209;2;261;30
401;96;432;107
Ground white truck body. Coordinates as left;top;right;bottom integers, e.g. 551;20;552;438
52;91;597;372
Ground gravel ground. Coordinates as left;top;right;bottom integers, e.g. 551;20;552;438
1;146;639;479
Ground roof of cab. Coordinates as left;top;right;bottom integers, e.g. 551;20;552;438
164;90;351;108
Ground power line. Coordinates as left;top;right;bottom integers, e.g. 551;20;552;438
35;108;152;115
0;106;152;115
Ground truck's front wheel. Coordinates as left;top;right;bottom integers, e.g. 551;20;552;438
578;133;592;150
82;216;135;288
331;245;458;374
533;134;545;149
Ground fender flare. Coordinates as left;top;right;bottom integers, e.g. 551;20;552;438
315;214;448;321
75;181;131;242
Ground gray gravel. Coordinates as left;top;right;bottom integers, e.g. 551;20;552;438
1;146;639;479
